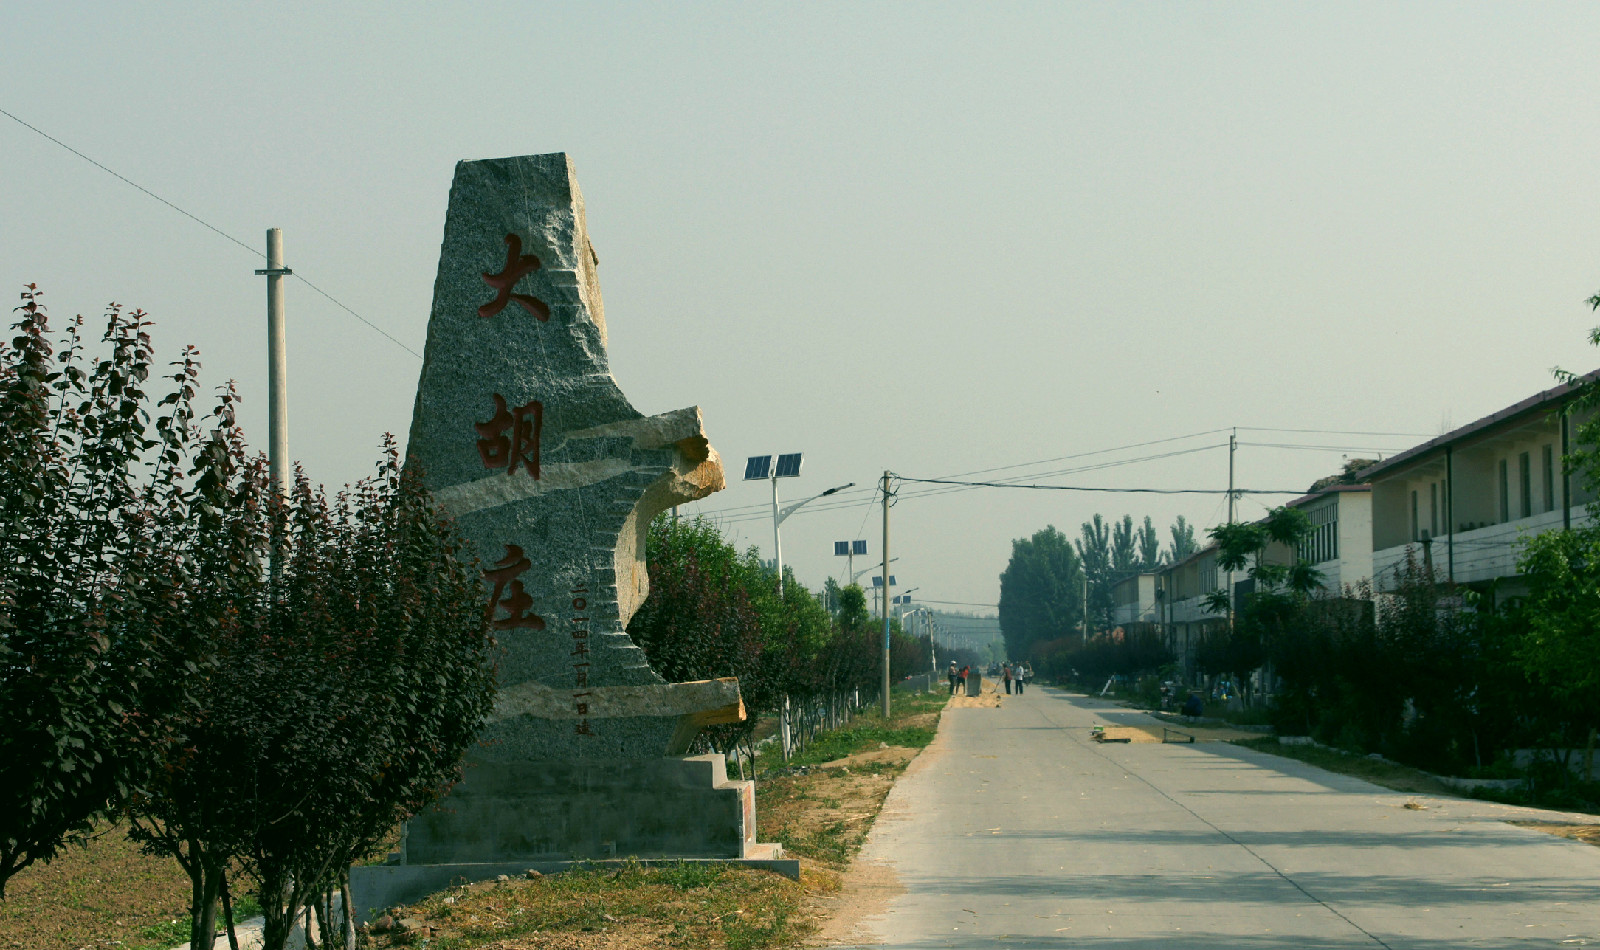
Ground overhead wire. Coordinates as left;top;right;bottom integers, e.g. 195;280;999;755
690;433;1238;526
1;105;421;359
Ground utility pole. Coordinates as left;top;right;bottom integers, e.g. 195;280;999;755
255;229;291;496
1227;428;1237;524
1083;570;1089;644
881;470;892;718
1226;427;1237;628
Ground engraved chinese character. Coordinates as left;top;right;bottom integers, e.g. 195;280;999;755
575;720;594;736
483;544;545;631
475;394;542;477
479;233;550;320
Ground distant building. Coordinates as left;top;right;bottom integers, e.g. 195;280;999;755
1285;483;1373;593
1360;372;1598;601
1156;546;1226;679
1110;572;1160;627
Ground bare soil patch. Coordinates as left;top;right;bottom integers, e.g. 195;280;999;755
947;680;1003;709
1511;822;1600;847
1097;722;1265;744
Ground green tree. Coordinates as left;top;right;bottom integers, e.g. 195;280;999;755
1076;516;1114;630
998;526;1082;662
1200;508;1321;704
130;441;497;950
1135;516;1161;570
0;290;213;898
1111;514;1137;575
1516;302;1600;776
1165;515;1197;564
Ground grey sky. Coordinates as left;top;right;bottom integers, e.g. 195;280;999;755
7;2;1599;614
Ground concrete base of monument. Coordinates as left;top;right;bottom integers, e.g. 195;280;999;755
348;753;791;922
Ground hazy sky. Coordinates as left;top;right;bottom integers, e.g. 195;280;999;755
7;3;1600;614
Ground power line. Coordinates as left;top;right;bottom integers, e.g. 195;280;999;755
893;475;1306;495
1236;441;1398;453
692;440;1234;526
1;105;420;359
1236;426;1435;438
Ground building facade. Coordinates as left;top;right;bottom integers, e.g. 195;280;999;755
1361;374;1596;599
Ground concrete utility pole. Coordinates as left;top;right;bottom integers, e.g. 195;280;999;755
255;229;292;495
881;470;892;718
1226;427;1237;628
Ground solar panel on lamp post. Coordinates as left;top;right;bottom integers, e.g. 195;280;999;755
834;538;868;587
743;453;851;598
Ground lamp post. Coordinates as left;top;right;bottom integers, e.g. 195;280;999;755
742;453;850;597
834;538;868;586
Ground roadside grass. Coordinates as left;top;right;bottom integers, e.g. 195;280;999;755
770;690;945;773
367;861;823;950
1232;737;1458;797
0;824;192;950
365;688;946;948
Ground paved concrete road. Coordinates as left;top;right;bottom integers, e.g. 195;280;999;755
838;686;1600;949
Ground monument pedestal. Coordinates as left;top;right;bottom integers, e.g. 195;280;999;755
349;754;793;920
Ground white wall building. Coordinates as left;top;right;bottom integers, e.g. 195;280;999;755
1286;484;1373;593
1110;572;1159;627
1362;373;1596;599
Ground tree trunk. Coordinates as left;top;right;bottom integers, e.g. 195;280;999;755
780;694;792;761
259;873;307;950
187;852;224;950
341;880;357;950
220;875;241;950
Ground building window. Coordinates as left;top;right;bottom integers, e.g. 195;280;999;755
1298;504;1339;565
1500;459;1510;522
1544;444;1556;512
1519;452;1532;519
1411;490;1419;541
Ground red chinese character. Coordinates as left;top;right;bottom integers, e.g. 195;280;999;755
479;233;550;320
475;394;542;477
483;545;545;631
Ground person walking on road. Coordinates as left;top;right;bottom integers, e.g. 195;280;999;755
947;661;959;695
1002;663;1013;695
959;664;970;696
1015;664;1026;695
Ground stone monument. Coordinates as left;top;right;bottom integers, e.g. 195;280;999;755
351;153;790;916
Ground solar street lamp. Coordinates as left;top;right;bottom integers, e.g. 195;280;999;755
851;556;895;587
834;538;868;587
743;453;851;597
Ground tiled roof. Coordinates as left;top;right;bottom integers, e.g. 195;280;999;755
1358;369;1600;482
1285;483;1371;508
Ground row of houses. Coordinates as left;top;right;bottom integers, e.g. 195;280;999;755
1110;372;1597;676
